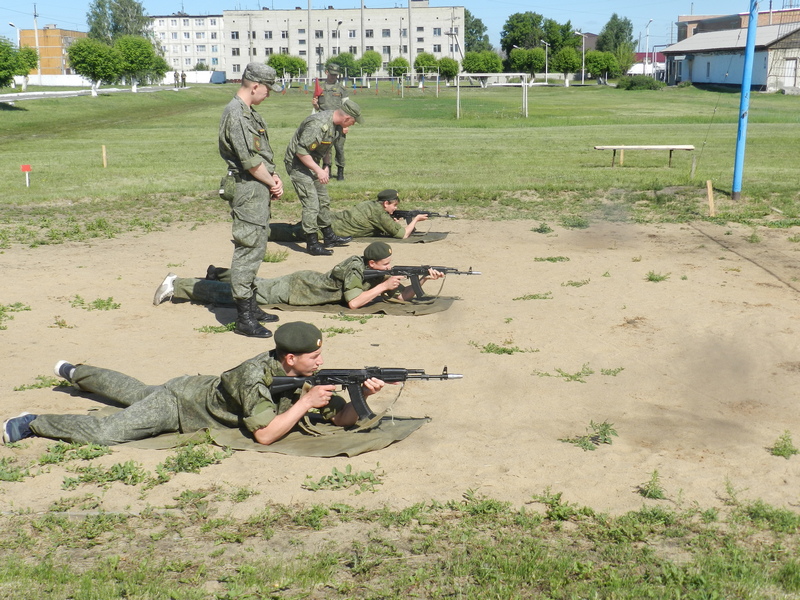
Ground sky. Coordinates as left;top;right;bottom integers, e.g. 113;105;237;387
2;1;768;54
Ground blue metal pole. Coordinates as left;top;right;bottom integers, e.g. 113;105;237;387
732;0;760;201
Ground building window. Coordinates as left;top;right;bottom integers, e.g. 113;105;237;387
402;45;407;53
183;19;189;26
211;57;218;65
349;45;358;53
433;28;441;36
250;48;257;56
197;58;206;64
331;29;340;38
315;30;323;39
195;19;204;26
366;45;374;51
158;19;164;26
349;29;356;38
210;18;217;26
183;32;190;39
417;37;424;43
265;47;273;55
232;48;240;56
382;45;390;54
183;45;190;52
211;32;217;40
299;39;306;45
416;48;424;53
416;26;424;32
332;47;339;55
298;28;305;34
196;45;206;52
382;29;390;37
280;46;289;54
401;28;407;37
315;46;323;55
231;31;239;40
170;19;177;26
159;32;165;40
299;50;307;56
365;29;374;38
232;64;241;73
433;44;441;53
195;32;205;39
211;45;218;52
264;31;273;39
172;58;179;65
281;30;288;39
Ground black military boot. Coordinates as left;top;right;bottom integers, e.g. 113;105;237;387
321;226;351;247
336;167;344;181
233;298;272;338
250;293;279;323
306;233;333;256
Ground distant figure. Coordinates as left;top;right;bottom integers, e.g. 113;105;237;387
181;71;186;88
174;71;179;88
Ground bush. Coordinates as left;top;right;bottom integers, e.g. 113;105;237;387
617;75;666;90
677;80;693;88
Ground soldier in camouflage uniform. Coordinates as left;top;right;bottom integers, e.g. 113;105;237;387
152;241;444;311
312;63;348;181
219;62;284;339
284;98;362;256
2;323;385;447
268;189;430;242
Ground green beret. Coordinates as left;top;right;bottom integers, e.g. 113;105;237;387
364;241;392;262
377;189;399;202
340;98;363;123
274;322;323;354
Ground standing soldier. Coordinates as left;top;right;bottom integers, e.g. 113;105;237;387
311;63;348;181
180;70;186;87
218;62;284;338
173;70;179;88
284;98;362;256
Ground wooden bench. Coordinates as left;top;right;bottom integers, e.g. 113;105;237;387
594;145;695;168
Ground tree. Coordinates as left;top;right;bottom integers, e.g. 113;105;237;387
584;50;620;80
286;56;308;79
414;52;438;80
0;37;17;89
114;35;159;92
356;50;381;76
507;47;545;77
500;12;544;56
438;56;459;82
552;46;580;84
193;62;209;71
543;18;578;54
462;50;502;87
328;52;357;77
268;54;293;79
87;0;148;43
67;37;123;96
387;56;410;77
614;42;636;76
596;13;633;54
464;9;491;53
14;47;38;91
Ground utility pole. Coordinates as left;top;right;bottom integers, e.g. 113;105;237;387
34;3;41;85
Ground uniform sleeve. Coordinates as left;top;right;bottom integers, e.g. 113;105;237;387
375;210;406;238
225;108;267;171
242;400;277;432
295;120;331;157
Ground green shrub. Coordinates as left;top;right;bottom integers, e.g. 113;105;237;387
617;75;666;91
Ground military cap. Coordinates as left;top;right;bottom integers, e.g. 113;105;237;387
340;98;363;123
274;322;323;354
242;62;283;92
326;63;341;75
377;189;399;202
364;241;392;262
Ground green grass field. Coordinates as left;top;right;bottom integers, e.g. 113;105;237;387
1;83;799;247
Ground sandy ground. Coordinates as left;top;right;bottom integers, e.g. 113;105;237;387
1;218;799;516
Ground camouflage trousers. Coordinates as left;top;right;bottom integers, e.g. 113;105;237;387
30;366;180;445
287;166;333;235
173;270;292;307
332;133;346;169
230;216;269;301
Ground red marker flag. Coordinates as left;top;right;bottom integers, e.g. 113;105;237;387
313;78;323;99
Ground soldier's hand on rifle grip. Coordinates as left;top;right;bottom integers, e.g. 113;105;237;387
300;384;337;409
381;275;405;291
361;377;386;397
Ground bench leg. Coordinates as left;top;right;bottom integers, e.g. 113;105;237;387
619;149;624;166
669;149;674;168
611;149;616;167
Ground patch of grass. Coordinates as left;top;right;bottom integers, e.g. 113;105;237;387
469;340;538;354
302;464;385;495
0;302;31;330
230;486;261;503
600;366;625;376
263;247;289;262
0;457;29;482
531;222;553;234
150;438;233;486
538;363;595;383
39;443;112;465
69;295;121;311
746;231;762;243
324;313;384;325
788;234;800;243
638;470;667;499
48;315;74;329
645;270;670;282
321;326;356;337
632;255;642;262
533;256;570;262
560;214;590;229
561;279;590;287
62;460;148;490
13;375;68;391
195;322;236;333
560;420;618;451
769;430;799;459
513;292;552;300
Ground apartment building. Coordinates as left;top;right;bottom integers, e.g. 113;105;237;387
16;25;87;75
150;1;464;77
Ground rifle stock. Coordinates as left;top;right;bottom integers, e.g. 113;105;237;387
269;367;462;420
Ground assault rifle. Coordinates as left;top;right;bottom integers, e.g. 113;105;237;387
269;367;462;420
363;265;481;298
393;209;457;225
